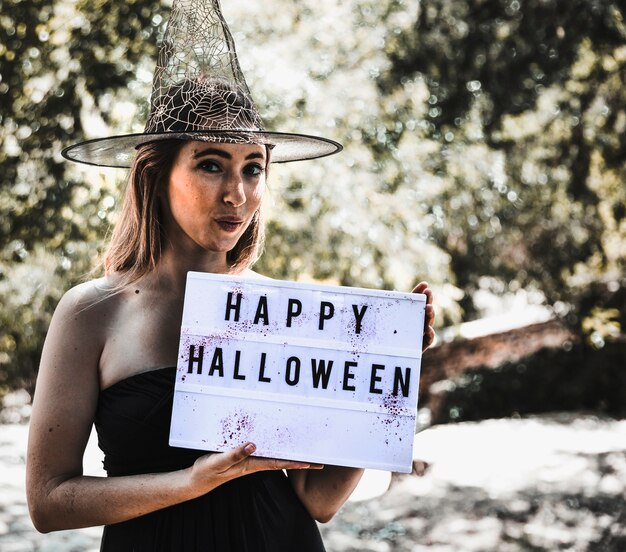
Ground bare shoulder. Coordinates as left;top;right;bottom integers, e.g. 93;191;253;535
55;276;122;324
58;275;118;306
45;275;129;364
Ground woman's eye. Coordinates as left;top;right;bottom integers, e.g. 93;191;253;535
198;160;220;173
244;164;263;177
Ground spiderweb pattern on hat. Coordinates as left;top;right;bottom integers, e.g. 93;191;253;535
145;0;265;138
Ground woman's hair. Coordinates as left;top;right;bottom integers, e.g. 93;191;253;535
103;139;266;286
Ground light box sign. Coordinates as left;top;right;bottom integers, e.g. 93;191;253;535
169;272;426;473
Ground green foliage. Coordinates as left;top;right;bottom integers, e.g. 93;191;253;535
382;0;624;134
0;0;165;392
377;0;626;322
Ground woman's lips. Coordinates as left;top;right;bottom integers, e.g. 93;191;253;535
216;218;244;232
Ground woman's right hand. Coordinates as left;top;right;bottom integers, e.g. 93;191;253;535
189;443;321;491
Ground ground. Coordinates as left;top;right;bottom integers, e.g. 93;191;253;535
1;394;624;551
320;414;626;551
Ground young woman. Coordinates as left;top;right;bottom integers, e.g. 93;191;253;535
26;1;435;547
26;135;435;550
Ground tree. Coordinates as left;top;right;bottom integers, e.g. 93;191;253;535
376;0;626;334
0;0;165;391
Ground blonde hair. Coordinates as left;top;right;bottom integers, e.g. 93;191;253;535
104;140;265;286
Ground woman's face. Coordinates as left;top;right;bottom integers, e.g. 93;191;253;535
162;140;266;256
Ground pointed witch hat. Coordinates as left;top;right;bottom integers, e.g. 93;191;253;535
62;0;341;167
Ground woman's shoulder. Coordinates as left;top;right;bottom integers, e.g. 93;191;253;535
43;276;130;367
55;275;127;322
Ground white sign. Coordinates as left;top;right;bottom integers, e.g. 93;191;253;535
169;272;426;473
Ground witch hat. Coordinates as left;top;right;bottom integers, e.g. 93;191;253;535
62;0;341;167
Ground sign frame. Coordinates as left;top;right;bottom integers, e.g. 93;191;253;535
169;272;426;473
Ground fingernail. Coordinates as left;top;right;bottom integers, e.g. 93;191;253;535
244;443;256;454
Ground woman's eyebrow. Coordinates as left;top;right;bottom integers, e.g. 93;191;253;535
245;151;266;161
193;147;232;160
192;148;266;162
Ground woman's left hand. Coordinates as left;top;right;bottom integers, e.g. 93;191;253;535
412;281;435;352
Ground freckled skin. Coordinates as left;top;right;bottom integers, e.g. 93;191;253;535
161;142;265;258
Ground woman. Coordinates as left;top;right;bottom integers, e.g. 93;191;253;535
26;134;435;549
26;2;435;549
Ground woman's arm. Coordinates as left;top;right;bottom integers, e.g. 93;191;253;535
287;466;364;523
29;441;311;532
288;282;436;522
26;283;313;533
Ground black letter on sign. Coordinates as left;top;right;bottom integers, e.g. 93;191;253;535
187;344;204;374
225;292;242;322
285;356;301;386
319;301;335;330
258;352;271;383
352;304;368;334
253;296;269;325
233;350;245;380
393;366;411;398
286;299;302;327
209;348;224;377
311;359;333;389
342;361;357;391
370;363;384;394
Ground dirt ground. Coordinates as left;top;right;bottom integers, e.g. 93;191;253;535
1;395;624;551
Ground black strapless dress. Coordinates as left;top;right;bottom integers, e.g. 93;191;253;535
94;367;326;551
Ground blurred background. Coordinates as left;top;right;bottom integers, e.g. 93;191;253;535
0;0;625;550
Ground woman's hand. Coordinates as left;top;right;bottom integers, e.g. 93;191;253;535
412;281;436;351
189;443;321;491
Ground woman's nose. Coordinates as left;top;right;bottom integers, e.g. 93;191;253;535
223;172;246;207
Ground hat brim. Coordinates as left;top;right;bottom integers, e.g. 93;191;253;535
61;129;342;167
